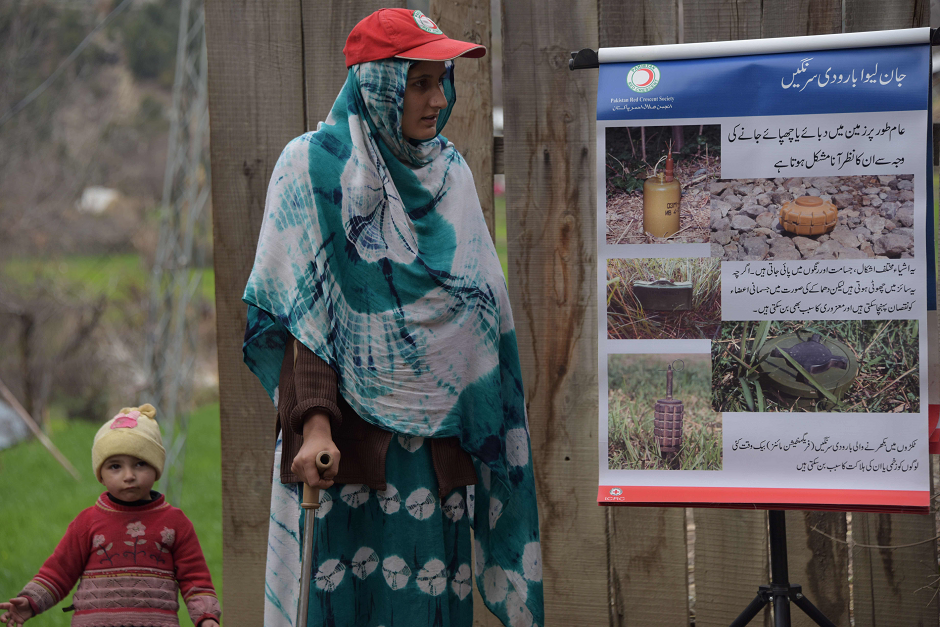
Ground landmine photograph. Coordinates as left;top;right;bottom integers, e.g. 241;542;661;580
607;257;720;340
608;353;722;471
711;320;919;412
605;125;719;244
710;175;915;260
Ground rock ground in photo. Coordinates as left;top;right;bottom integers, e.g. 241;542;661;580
709;175;915;261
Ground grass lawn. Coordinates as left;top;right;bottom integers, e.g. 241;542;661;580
0;404;222;626
1;253;215;307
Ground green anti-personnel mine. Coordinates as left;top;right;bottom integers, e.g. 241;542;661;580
757;332;859;408
632;279;693;311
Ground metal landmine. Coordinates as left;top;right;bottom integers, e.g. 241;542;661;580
757;332;859;408
643;152;681;237
632;278;693;311
779;196;838;235
653;363;683;455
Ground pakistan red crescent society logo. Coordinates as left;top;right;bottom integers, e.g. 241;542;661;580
609;488;623;496
627;64;660;93
413;10;443;34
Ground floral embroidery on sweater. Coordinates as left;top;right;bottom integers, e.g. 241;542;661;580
152;527;176;564
93;534;115;565
123;521;147;563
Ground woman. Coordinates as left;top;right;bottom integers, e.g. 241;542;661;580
243;9;543;627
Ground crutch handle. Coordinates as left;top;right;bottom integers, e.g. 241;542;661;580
301;451;334;510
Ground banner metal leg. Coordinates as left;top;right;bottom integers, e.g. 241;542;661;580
728;511;837;627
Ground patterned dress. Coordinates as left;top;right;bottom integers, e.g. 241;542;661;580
267;435;476;626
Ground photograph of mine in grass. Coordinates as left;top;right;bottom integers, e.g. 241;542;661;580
605;124;719;244
607;257;721;340
608;353;722;471
711;320;919;413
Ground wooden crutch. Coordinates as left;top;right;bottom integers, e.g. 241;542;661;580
296;451;333;627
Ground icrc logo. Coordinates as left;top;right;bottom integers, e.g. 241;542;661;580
609;488;623;496
627;64;660;93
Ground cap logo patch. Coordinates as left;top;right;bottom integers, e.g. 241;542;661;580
413;10;443;35
111;412;139;429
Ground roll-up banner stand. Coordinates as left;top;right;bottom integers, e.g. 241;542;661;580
578;28;938;514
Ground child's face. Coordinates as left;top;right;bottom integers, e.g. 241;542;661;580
100;455;156;501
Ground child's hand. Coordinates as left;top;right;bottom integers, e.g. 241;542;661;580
0;597;33;625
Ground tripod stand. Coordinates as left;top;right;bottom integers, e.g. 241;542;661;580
730;510;836;627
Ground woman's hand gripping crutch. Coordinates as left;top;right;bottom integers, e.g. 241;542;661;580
294;441;334;627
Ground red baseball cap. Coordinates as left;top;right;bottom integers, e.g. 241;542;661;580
344;9;486;68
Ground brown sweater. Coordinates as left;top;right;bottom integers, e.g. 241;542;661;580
276;337;477;497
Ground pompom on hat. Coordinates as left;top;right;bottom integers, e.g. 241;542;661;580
343;8;486;68
91;404;166;482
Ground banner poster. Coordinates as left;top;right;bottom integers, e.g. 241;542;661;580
596;31;935;513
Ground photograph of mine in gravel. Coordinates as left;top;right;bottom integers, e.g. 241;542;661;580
710;175;915;261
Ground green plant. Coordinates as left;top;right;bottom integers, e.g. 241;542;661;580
605;125;721;193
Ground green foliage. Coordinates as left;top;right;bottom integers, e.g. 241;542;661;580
0;404;222;626
495;194;507;277
607;354;722;471
54;9;87;59
121;0;179;86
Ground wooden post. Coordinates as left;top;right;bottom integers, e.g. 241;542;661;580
501;1;607;623
429;0;496;240
784;510;850;627
695;510;770;627
302;1;403;131
853;512;940;626
423;5;497;622
682;0;761;42
760;0;840;37
206;2;306;623
843;4;937;626
598;2;690;624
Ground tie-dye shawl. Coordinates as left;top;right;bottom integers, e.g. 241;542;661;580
243;60;544;626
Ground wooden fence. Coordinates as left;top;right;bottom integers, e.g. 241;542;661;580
206;1;938;624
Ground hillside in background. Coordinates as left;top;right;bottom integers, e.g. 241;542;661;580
0;0;179;259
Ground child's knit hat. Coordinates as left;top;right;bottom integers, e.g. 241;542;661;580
92;404;166;481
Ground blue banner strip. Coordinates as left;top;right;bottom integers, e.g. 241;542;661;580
599;44;929;121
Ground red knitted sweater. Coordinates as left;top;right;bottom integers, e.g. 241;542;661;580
19;493;220;627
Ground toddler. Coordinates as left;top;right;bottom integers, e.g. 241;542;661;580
0;404;221;627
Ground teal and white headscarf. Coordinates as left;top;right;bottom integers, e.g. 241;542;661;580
243;59;544;626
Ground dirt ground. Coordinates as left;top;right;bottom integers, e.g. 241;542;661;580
606;155;714;245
